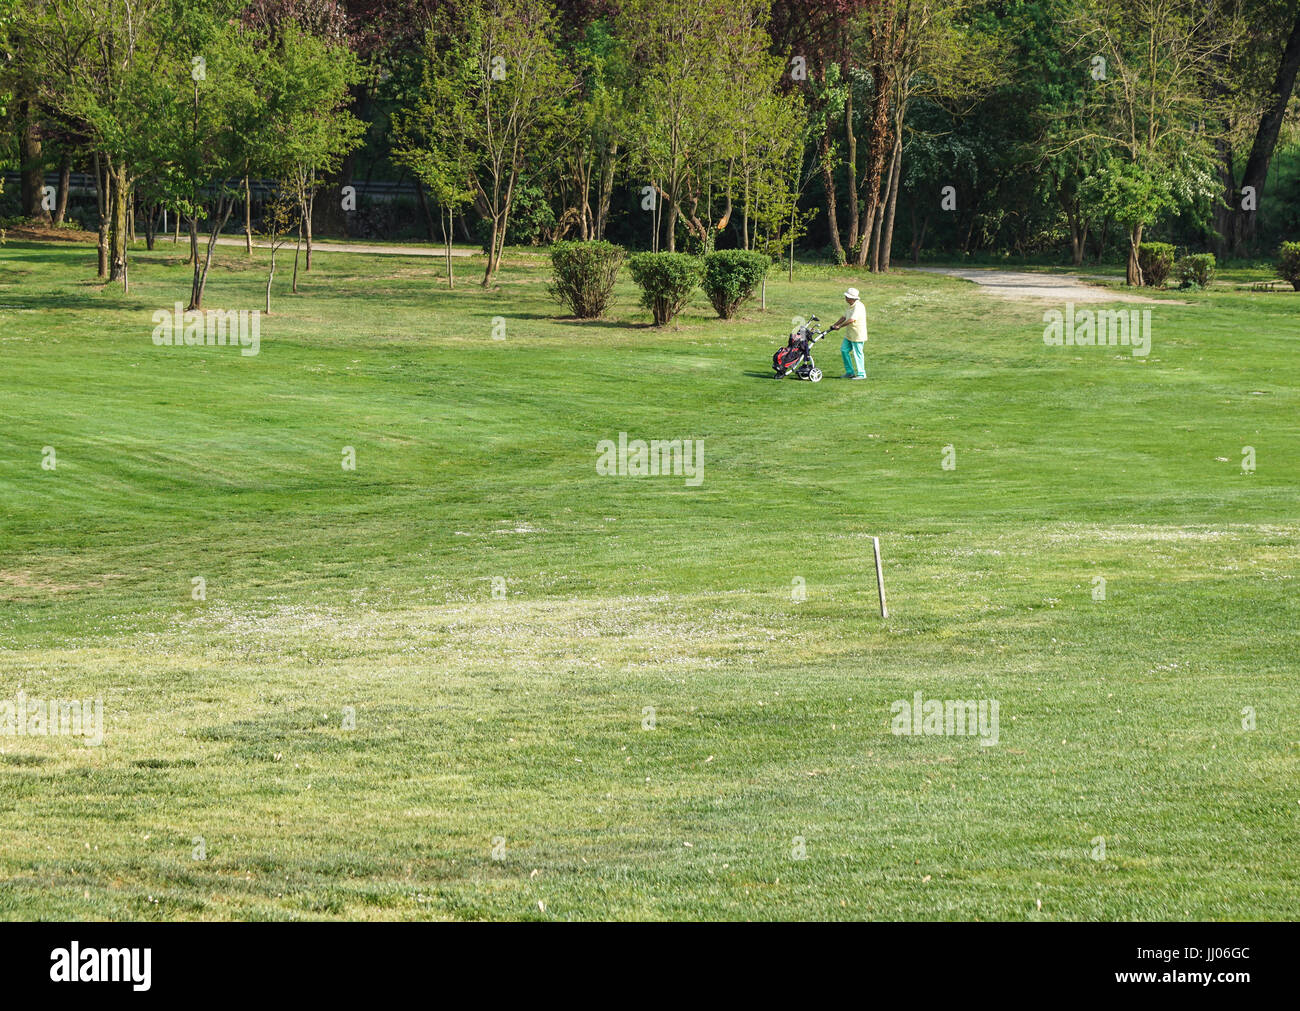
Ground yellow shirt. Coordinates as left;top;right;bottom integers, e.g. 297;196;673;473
843;300;867;342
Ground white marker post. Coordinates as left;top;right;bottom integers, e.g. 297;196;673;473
872;536;888;618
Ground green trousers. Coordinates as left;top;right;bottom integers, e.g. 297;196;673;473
841;339;865;378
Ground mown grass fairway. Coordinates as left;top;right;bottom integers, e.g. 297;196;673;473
1;240;1297;920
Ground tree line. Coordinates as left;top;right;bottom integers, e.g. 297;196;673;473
3;0;1299;298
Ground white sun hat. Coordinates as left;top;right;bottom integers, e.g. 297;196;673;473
844;287;860;300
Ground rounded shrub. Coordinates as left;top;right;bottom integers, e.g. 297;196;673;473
548;240;626;318
1276;241;1300;291
627;252;702;326
1174;253;1216;290
700;250;770;319
1137;242;1175;288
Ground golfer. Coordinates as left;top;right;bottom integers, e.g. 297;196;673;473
828;287;867;380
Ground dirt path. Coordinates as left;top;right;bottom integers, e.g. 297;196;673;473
0;225;483;258
910;266;1166;303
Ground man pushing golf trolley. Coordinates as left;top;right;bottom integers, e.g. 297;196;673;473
771;287;868;382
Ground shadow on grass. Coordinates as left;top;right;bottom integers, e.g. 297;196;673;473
0;288;159;312
505;312;654;331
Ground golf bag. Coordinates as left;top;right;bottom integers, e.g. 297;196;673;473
772;316;827;382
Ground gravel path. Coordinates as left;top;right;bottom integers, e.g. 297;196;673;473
910;266;1165;303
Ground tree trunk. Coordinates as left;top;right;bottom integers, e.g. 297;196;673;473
651;178;661;253
578;153;593;241
855;1;900;268
789;192;797;281
868;200;885;272
1070;221;1088;266
857;85;893;267
596;143;617;240
109;163;129;284
188;216;202;306
304;178;315;271
442;207;454;290
266;243;277;313
960;211;976;255
1126;223;1144;286
19;99;50;224
1233;11;1300;254
482;215;500;287
53;154;71;226
870;133;900;272
190;197;235;310
92;153;109;278
244;175;253;256
845;89;859;252
741;164;750;251
880;135;903;272
820;128;845;262
1212;139;1236;260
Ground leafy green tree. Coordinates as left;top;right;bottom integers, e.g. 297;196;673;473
2;1;58;225
1064;0;1240;284
618;0;756;253
849;0;1003;270
1211;0;1300;256
17;0;173;283
557;18;632;242
392;36;479;289
0;0;15;207
409;0;576;287
255;20;364;283
258;187;298;313
135;9;265;307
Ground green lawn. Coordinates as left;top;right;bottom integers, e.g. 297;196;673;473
0;239;1296;920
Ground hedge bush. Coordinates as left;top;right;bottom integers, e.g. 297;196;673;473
1137;242;1175;287
1276;241;1300;291
548;240;626;318
700;250;770;318
627;252;702;325
1175;253;1216;290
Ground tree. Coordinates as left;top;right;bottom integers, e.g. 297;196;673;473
138;10;265;308
259;20;364;279
619;0;743;253
259;187;298;313
0;0;13;231
1212;1;1300;256
243;17;361;303
846;0;1001;270
769;0;873;264
1065;0;1241;284
392;57;477;289
25;0;172;287
621;0;797;256
557;18;632;242
411;0;576;287
697;6;801;257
